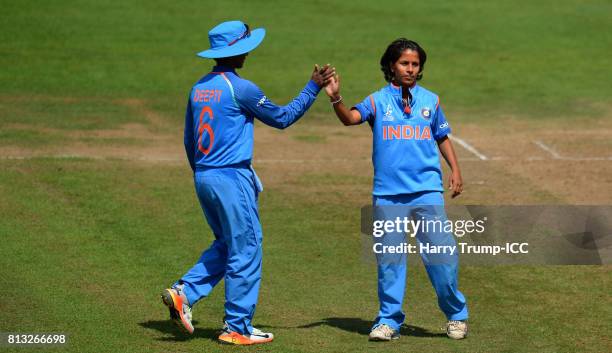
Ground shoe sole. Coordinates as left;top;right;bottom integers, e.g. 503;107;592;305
368;336;399;341
218;332;273;345
161;289;194;334
368;332;400;341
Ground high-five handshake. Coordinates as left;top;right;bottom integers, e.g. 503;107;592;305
312;64;336;88
164;20;468;347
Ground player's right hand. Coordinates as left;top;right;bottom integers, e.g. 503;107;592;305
312;64;336;88
448;170;463;198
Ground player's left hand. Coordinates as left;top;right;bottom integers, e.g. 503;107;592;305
324;73;340;99
448;171;463;198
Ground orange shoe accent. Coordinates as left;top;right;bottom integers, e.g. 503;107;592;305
165;289;193;334
218;331;273;345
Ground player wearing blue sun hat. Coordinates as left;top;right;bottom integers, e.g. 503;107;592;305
160;20;335;345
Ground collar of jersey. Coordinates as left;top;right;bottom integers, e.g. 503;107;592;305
211;65;238;75
386;83;418;109
386;82;417;96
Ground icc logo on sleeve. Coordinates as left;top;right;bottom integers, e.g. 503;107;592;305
383;104;394;121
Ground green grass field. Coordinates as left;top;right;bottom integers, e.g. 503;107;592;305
1;1;611;352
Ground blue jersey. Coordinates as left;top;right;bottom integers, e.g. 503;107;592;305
354;83;451;196
184;66;321;171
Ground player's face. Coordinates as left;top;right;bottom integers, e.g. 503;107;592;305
222;53;247;69
390;49;420;87
234;53;248;69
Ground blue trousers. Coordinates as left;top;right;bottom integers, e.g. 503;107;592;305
373;191;468;331
178;166;263;335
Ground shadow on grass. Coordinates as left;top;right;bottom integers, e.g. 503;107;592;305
139;320;220;342
140;317;446;341
297;317;446;338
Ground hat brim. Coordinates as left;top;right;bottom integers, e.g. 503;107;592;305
197;28;266;59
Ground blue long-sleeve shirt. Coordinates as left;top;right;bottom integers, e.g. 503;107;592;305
184;65;321;171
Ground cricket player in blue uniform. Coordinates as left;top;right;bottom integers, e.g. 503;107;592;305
160;20;334;345
324;38;469;341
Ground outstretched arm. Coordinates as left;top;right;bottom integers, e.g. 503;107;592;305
239;65;336;129
437;136;463;198
323;75;362;126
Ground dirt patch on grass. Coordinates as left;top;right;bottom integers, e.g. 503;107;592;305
114;98;171;130
451;119;612;204
4;122;164;140
0;95;182;161
502;159;612;204
252;117;612;206
1;95;611;205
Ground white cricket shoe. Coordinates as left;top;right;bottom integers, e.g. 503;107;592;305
446;320;468;339
368;324;399;341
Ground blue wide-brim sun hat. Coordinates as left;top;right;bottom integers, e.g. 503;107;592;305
197;20;266;59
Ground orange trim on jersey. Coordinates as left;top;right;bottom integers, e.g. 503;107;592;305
209;72;231;79
435;96;440;110
369;95;376;115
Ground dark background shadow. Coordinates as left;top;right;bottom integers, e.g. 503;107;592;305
139;320;221;342
298;317;447;338
140;317;447;341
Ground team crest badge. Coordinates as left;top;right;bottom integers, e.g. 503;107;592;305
421;107;431;119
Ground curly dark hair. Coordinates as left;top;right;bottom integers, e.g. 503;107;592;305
380;38;427;82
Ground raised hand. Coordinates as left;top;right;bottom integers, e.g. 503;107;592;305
312;64;336;88
324;74;340;100
323;70;361;125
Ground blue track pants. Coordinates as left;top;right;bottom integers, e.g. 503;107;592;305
178;166;263;335
372;191;468;331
